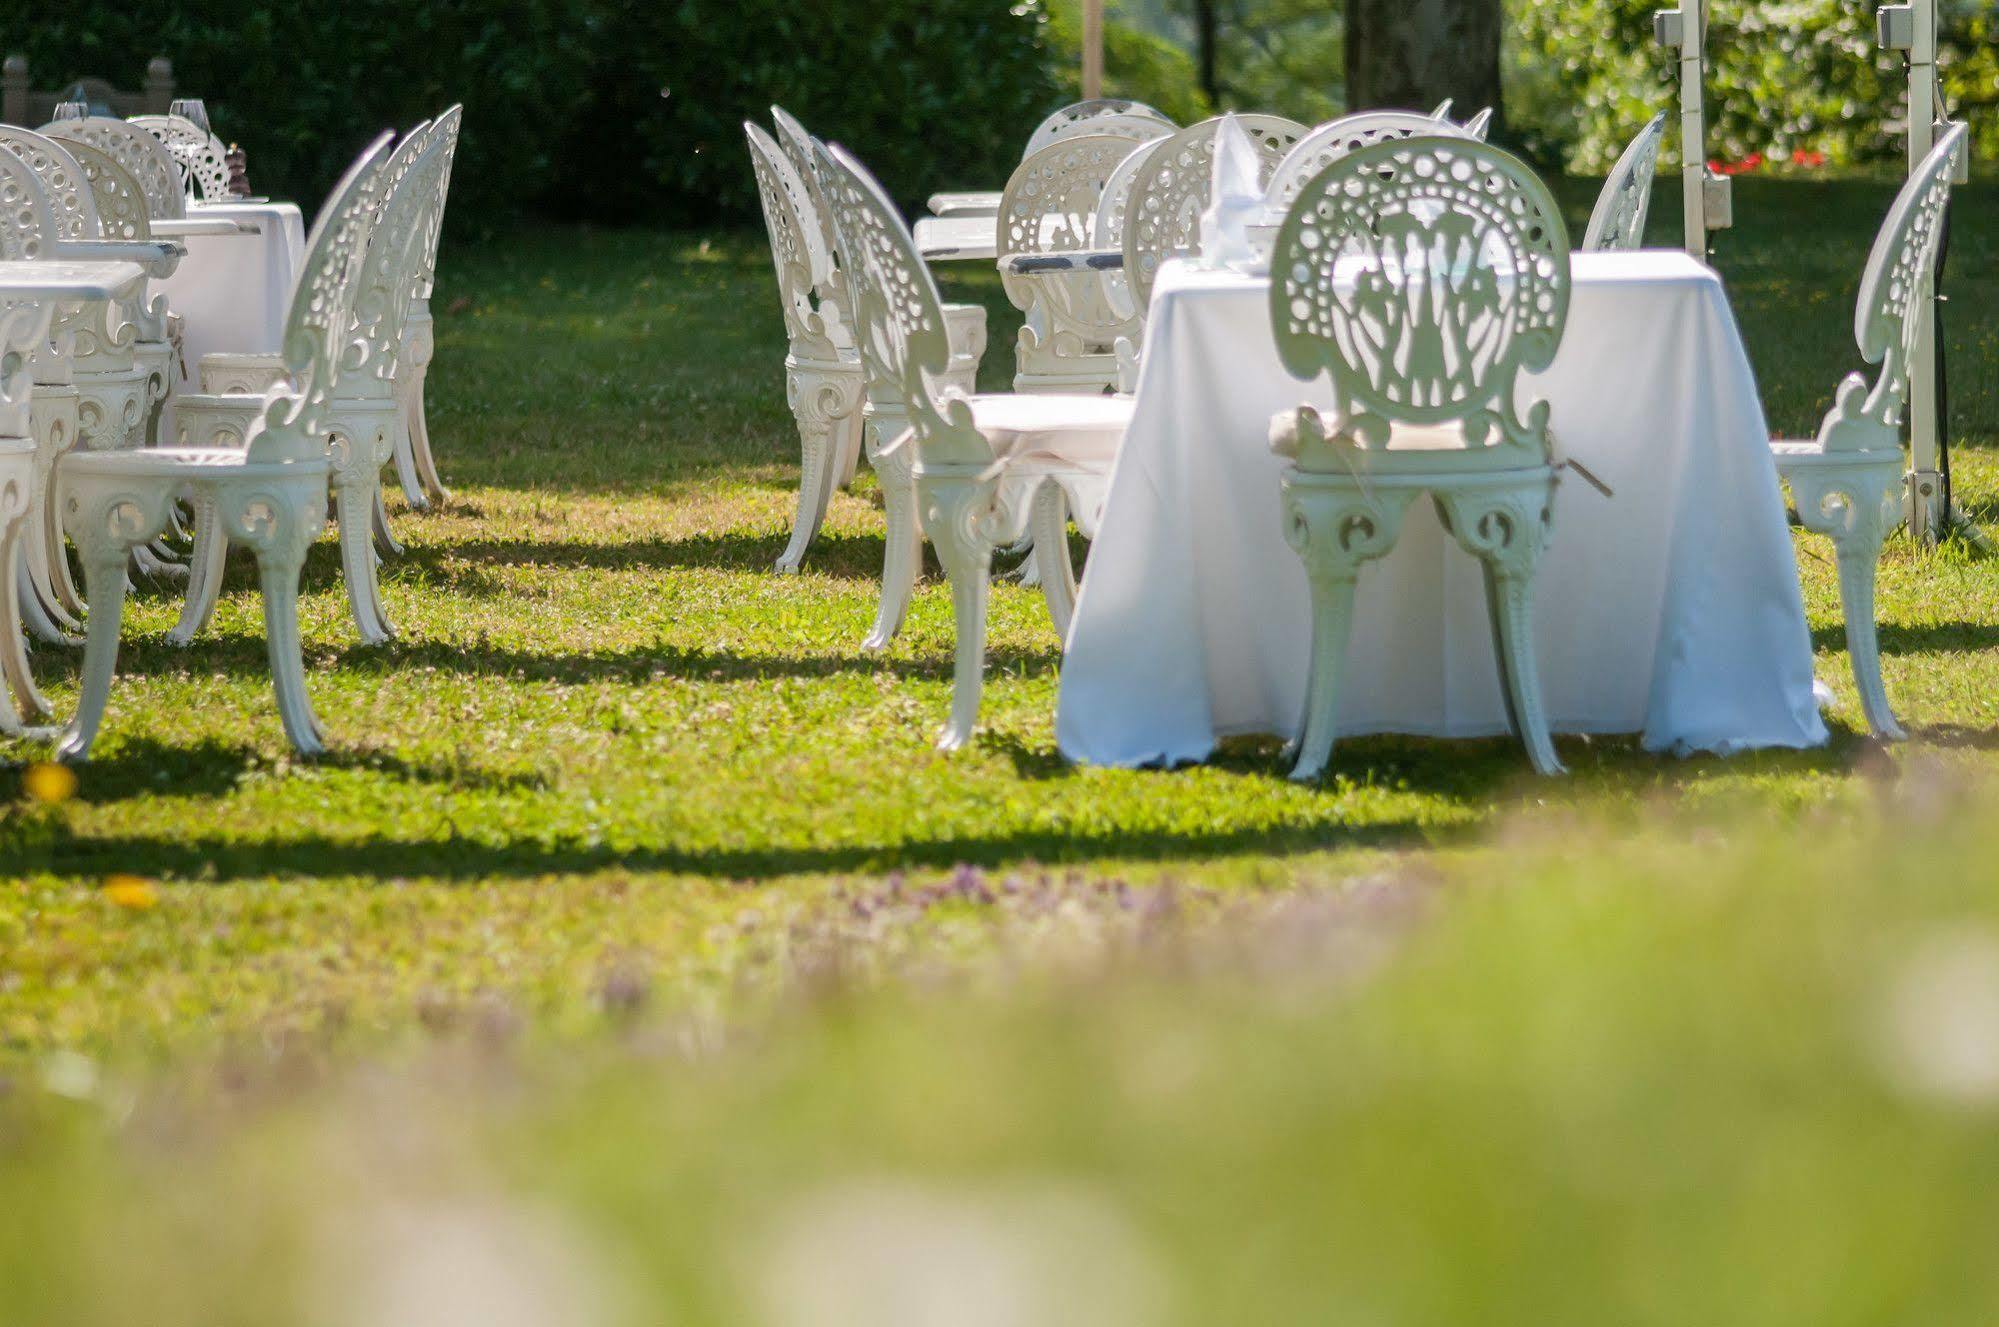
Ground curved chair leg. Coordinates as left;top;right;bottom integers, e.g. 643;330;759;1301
1481;561;1564;776
394;411;430;512
1288;567;1361;782
167;496;229;646
132;542;186;582
775;412;835;574
1028;481;1078;642
833;409;864;490
17;555;79;648
57;553;134;762
21;493;81;639
866;428;922;650
255;542;327;757
409;377;452;507
336;472;394;645
1832;522;1904;741
372;483;404;559
919;472;1003;752
1;517;54;732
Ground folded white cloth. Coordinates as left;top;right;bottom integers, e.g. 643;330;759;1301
1197;114;1264;272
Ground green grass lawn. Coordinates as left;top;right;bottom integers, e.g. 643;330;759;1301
6;174;1999;1322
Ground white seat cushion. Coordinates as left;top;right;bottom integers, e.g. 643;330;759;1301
968;393;1132;468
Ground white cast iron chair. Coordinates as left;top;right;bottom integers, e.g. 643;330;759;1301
55;132;401;760
997;133;1146;396
773;107;991;648
1770;123;1966;741
169;118;452;648
128;113;233;204
1122;113;1308;312
1264;109;1485;215
1581;113;1668;251
745;120;866;574
0;128;185;636
1267;136;1574;780
818;141;1131;748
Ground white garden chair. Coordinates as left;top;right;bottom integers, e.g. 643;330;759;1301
0;150;150;737
128;113;232;203
1264;109;1484;215
745;119;866;574
168;115;455;648
1581;113;1668;251
817;141;1131;748
996;133;1145;395
772;107;990;648
1122;113;1308;311
55;131;402;760
1266;136;1574;779
1770;122;1966;741
390;109;460;515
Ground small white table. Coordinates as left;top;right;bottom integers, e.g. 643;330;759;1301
1055;251;1829;766
914;214;998;262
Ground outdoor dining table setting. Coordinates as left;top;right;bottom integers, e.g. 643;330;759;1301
0;94;463;758
749;93;1969;777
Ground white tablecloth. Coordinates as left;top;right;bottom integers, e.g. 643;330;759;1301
156;201;307;376
1056;251;1829;766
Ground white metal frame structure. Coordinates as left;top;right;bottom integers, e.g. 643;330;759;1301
1653;0;1730;256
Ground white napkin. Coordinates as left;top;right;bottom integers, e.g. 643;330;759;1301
1197;113;1263;271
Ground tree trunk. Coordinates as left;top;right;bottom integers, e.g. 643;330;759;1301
1194;0;1223;106
1345;0;1502;125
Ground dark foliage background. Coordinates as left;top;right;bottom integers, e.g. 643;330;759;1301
8;0;1056;235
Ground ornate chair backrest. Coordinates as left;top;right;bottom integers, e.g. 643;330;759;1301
246;131;398;463
0;125;97;243
128;113;232;203
1816;122;1966;455
746;120;843;363
1023;99;1173;157
1092;135;1165;324
1459;107;1494;139
769;107;848;269
997;132;1138;348
814;142;992;468
42;115;183;220
413;106;462;300
1124;113;1308;310
58;137;154;241
0;136;60;259
1581;113;1667;252
347;122;452;395
1265;111;1477;214
1268;137;1571;471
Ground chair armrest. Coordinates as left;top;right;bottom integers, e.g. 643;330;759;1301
173;391;269;449
199;352;287;396
50;238;184;279
151;217;262;237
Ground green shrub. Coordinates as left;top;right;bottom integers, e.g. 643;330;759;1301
1042;0;1215;125
1507;0;1999;172
11;0;1055;230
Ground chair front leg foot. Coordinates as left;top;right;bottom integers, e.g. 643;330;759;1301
167;495;229;646
919;472;1005;752
1833;521;1904;742
1027;480;1078;642
336;472;394;645
865;416;921;650
57;553;135;762
775;367;860;574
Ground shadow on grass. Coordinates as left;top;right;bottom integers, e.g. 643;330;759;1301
1811;620;1999;655
37;738;551;804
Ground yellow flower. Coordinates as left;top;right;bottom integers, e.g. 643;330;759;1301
23;762;77;805
102;875;159;911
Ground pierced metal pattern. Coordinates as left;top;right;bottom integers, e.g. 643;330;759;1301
412;106;461;299
130;114;232;202
59;139;153;242
43;117;184;221
348;125;451;396
0;142;59;260
997;133;1134;350
747;121;840;361
248;131;398;462
1265;111;1476;215
1269;137;1571;454
1582;114;1667;252
1817;123;1966;454
768;108;858;346
813;143;990;468
1123;114;1307;310
0;127;96;242
1023;99;1174;157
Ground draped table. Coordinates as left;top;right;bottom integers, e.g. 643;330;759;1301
1055;250;1829;766
155;200;307;378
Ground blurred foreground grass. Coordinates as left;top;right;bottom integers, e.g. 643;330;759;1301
4;173;1999;1321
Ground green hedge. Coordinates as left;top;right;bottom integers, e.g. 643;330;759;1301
10;0;1056;232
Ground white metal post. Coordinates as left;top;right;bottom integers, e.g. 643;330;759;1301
1882;0;1946;539
1655;0;1730;257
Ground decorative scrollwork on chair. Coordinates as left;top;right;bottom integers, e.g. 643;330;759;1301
1263;110;1480;216
1022;99;1174;158
1582;113;1667;252
1123;113;1307;311
1266;136;1574;780
130;114;232;203
42;116;185;222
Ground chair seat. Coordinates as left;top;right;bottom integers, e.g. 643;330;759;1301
1768;439;1901;469
969;392;1132;468
63;445;329;479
